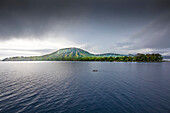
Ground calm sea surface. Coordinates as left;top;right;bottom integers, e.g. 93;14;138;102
0;61;170;113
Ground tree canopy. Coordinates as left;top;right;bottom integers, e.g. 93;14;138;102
3;53;163;62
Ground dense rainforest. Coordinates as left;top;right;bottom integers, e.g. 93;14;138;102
3;53;163;62
45;53;163;62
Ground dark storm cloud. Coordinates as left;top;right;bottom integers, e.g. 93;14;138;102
0;0;170;41
131;13;170;49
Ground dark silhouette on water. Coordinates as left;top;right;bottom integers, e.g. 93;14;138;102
93;70;98;72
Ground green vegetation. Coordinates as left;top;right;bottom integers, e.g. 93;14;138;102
133;53;163;62
2;48;163;62
49;53;162;62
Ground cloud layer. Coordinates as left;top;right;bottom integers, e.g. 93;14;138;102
0;0;170;58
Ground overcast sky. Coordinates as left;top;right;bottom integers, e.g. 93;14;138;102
0;0;170;59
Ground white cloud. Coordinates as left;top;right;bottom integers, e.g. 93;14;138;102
0;37;84;59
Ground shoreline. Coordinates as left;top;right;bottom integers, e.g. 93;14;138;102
1;60;170;62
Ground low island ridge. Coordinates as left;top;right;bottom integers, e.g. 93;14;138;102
3;47;163;62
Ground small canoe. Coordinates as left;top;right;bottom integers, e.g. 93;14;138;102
92;70;98;72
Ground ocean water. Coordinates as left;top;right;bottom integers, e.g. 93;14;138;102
0;61;170;113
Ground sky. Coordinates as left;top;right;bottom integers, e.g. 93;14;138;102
0;0;170;59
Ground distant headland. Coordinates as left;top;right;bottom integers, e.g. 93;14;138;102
3;47;163;62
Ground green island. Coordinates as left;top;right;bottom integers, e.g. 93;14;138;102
3;47;163;62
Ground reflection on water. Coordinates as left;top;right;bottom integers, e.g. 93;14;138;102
0;61;170;113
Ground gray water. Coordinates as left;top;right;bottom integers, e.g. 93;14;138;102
0;61;170;113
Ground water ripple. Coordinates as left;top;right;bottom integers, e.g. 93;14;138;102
0;62;170;113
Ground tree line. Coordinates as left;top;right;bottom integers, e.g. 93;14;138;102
54;53;162;62
3;53;163;62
